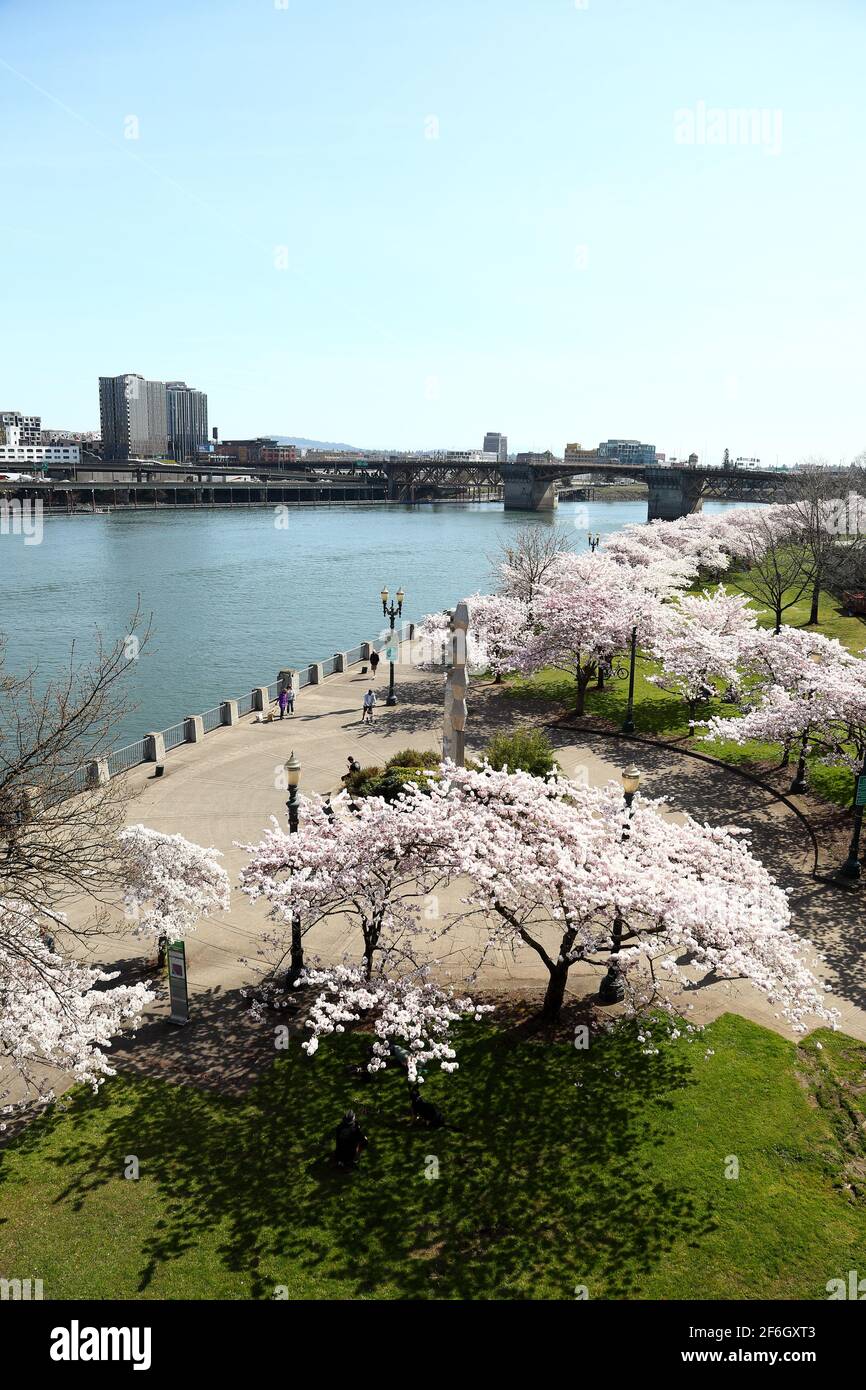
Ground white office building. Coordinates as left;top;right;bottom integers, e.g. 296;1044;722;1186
0;423;79;468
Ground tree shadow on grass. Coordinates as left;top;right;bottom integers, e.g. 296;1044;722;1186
2;1021;715;1300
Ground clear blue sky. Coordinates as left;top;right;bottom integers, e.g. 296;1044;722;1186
1;0;864;463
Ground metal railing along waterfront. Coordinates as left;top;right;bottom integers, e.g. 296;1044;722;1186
163;722;187;752
107;739;149;778
202;706;223;734
76;621;416;791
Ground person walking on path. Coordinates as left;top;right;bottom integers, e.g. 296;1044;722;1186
362;688;377;724
278;688;289;719
370;649;380;678
285;686;295;715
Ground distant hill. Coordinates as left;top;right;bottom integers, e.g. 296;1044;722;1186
270;436;363;452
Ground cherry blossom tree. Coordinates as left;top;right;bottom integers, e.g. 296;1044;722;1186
648;585;758;721
414;608;489;674
517;553;642;714
415;592;528;678
602;516;730;583
118;825;231;941
426;763;832;1030
0;899;154;1107
706;652;866;780
297;964;491;1081
239;792;460;983
721;627;863;772
463;590;530;679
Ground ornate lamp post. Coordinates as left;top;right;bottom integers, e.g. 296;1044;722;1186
284;751;304;982
839;753;866;880
285;750;301;833
588;532;601;552
380;586;405;707
599;764;641;1004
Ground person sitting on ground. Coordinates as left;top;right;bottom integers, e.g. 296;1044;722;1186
334;1110;368;1168
341;755;362;787
409;1084;445;1129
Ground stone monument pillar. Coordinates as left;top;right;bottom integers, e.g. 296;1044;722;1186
443;600;469;766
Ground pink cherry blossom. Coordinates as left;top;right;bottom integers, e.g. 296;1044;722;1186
119;824;231;939
298;964;492;1081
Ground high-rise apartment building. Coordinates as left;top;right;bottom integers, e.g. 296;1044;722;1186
166;381;208;461
1;410;41;445
483;431;508;461
99;374;169;459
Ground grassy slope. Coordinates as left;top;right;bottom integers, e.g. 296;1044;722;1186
506;581;866;808
2;1015;865;1300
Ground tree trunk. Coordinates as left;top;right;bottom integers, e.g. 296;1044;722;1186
774;601;783;634
542;962;569;1021
363;941;375;980
287;913;304;985
576;672;592;715
808;576;820;626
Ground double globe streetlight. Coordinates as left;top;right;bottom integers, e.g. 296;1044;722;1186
380;586;405;707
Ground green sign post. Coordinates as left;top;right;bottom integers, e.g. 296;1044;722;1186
167;941;189;1025
856;775;866;809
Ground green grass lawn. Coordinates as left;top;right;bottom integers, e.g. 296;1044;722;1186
2;1015;865;1300
505;581;866;809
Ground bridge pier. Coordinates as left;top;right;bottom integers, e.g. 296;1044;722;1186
501;465;558;512
645;467;704;522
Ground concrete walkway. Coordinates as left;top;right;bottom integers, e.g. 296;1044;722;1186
19;641;864;1109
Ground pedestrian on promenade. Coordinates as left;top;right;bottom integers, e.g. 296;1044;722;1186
285;686;295;714
362;688;377;723
278;688;289;719
370;649;380;678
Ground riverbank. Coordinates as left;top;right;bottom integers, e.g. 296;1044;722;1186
561;482;649;501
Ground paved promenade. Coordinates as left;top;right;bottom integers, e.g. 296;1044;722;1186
47;640;866;1100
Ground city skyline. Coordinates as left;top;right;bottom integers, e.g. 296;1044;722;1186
2;0;866;465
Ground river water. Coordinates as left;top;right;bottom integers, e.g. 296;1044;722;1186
0;498;745;744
